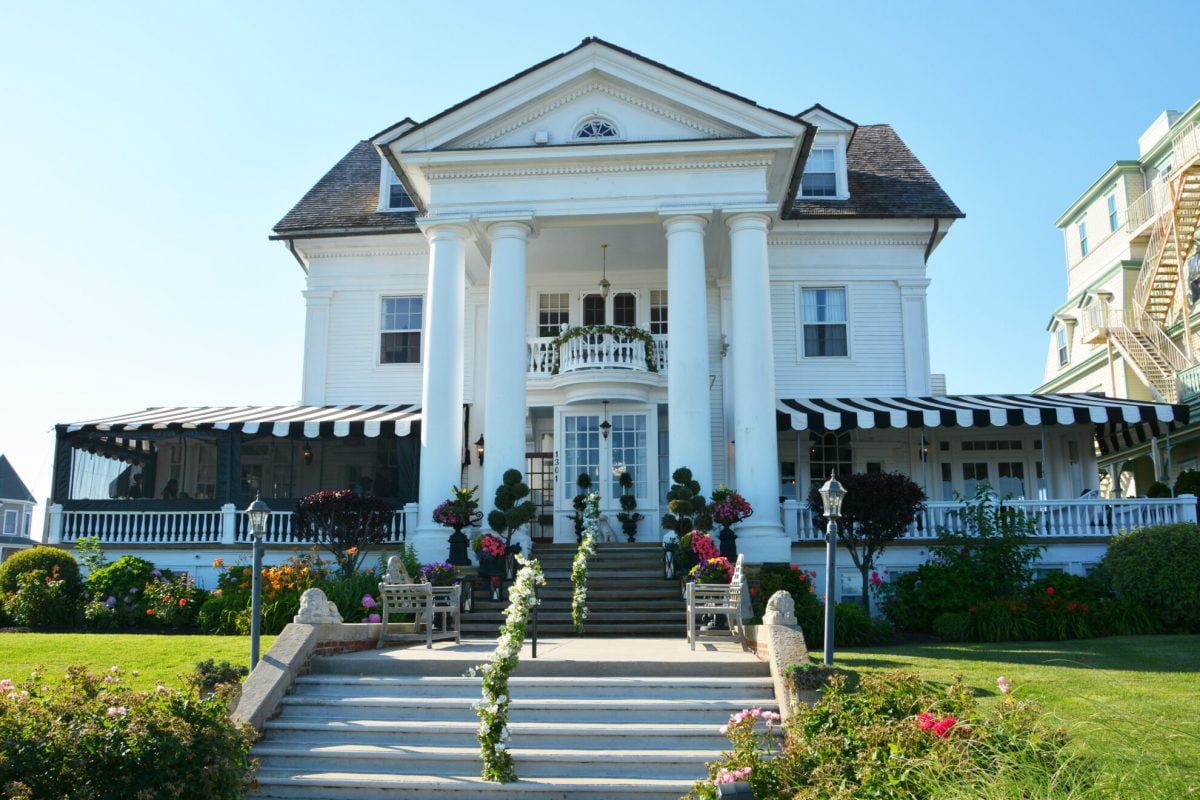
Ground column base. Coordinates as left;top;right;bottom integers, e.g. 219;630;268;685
733;520;791;564
411;525;451;565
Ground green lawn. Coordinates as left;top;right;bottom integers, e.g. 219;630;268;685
837;635;1200;798
0;633;275;689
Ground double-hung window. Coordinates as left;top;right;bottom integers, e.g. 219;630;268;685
800;147;837;197
383;168;416;211
1078;221;1089;257
380;297;423;364
649;290;668;335
2;510;16;535
1107;194;1119;232
538;293;569;337
1056;326;1070;366
801;287;848;357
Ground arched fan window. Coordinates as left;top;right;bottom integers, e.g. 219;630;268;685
575;118;619;139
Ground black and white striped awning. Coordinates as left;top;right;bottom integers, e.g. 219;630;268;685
63;405;421;438
776;394;1187;445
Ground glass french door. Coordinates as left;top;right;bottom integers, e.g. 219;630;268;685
561;411;651;504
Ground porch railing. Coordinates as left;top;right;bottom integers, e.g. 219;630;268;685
781;496;1198;542
50;504;413;547
528;333;668;376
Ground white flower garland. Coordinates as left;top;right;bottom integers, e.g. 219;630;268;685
571;493;600;634
465;554;545;783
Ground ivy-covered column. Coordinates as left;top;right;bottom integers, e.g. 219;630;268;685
727;212;788;562
663;213;714;492
415;221;470;563
482;220;532;498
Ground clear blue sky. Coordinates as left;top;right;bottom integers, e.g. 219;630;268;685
2;1;1196;537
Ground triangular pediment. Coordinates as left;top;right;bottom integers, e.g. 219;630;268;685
376;39;807;154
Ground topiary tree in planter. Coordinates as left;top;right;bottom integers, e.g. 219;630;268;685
661;467;711;536
616;470;643;543
488;468;537;566
570;472;592;542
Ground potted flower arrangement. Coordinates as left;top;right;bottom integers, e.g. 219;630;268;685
472;532;508;599
433;486;483;566
709;484;752;561
418;561;459;587
689;556;735;585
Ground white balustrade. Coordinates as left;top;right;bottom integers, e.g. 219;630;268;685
784;496;1197;542
527;332;669;376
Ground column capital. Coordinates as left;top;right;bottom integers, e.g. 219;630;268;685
301;289;333;303
661;213;709;235
417;218;473;239
486;219;533;241
724;211;773;234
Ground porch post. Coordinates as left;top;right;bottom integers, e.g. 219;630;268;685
415;222;470;563
482;220;531;500
727;212;788;562
220;503;237;545
663;214;713;491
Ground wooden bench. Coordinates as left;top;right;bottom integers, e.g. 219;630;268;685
377;580;462;649
685;554;745;650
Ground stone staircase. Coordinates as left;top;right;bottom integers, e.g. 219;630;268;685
461;542;684;637
248;641;775;799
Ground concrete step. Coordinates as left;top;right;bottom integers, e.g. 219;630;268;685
250;771;696;799
291;674;773;701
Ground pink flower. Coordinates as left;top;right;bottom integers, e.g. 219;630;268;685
715;766;752;785
106;706;127;717
917;711;935;730
1046;586;1055;596
932;716;957;737
997;676;1011;695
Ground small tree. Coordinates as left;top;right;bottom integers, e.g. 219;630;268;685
661;467;712;535
488;468;536;550
809;472;926;611
616;471;643;543
292;489;395;576
570;472;593;541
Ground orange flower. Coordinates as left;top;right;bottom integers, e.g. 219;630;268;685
212;558;224;568
345;547;359;556
146;609;155;616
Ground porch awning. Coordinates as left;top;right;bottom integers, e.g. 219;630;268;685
776;393;1187;448
63;404;422;438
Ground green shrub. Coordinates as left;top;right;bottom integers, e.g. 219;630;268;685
0;546;82;601
1173;470;1200;519
84;555;156;606
687;671;1094;799
1097;523;1200;632
2;570;81;629
1146;480;1172;498
191;659;249;692
0;664;255;799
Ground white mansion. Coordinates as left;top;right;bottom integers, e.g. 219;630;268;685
48;40;1191;595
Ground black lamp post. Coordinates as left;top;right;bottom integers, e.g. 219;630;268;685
818;472;846;667
246;495;271;670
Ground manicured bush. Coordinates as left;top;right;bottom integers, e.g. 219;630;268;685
2;569;81;629
688;671;1094;799
0;664;255;799
1097;523;1200;632
1146;480;1172;498
0;546;82;600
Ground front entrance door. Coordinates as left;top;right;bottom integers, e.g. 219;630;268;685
558;409;656;541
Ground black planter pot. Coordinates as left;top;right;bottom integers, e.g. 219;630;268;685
718;525;738;561
447;527;471;566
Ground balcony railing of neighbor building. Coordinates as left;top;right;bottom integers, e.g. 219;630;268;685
780;496;1198;542
528;330;668;376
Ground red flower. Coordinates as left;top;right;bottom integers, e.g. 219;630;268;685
1046;586;1055;596
1081;603;1089;612
917;712;935;731
790;565;799;571
968;605;977;613
179;598;188;607
932;716;957;737
146;609;155;616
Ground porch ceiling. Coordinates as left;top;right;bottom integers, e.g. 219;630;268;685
61;404;422;439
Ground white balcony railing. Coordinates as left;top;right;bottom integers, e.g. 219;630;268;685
1126;180;1171;233
50;505;414;547
782;496;1197;542
528;332;668;376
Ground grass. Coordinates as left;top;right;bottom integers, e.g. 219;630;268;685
836;634;1200;798
0;632;275;689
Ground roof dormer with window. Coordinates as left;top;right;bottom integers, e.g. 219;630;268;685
796;104;856;202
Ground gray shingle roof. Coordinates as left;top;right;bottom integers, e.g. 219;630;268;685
790;124;963;219
0;455;35;504
272;142;418;238
272;125;961;238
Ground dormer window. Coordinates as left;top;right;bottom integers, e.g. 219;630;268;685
575;118;619;139
800;147;837;197
381;166;416;212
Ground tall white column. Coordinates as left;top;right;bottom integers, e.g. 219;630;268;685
727;212;788;563
300;290;332;405
664;214;714;492
898;280;932;395
416;223;470;563
482;221;531;500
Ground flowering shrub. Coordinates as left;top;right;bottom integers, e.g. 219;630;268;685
688;671;1094;799
3;568;79;629
432;485;482;530
709;485;753;527
140;571;207;629
466;555;546;782
473;532;507;560
292;489;396;576
689;556;734;585
0;665;255;799
571;493;599;633
418;562;459;587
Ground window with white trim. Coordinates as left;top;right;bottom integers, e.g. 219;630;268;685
801;287;848;357
575;118;619;139
538;293;569;337
383;168;416;211
2;510;16;535
1078;221;1089;257
1107;194;1119;232
613;293;636;327
809;430;851;492
1056;326;1070;366
800;147;837;197
380;296;423;364
582;294;606;326
649;290;668;335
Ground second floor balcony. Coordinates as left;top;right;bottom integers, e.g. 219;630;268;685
528;326;669;377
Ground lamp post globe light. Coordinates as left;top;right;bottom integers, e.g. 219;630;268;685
246;495;271;669
817;472;846;667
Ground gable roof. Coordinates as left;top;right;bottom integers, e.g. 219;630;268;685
0;455;35;504
790;124;963;219
272;142;418;239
